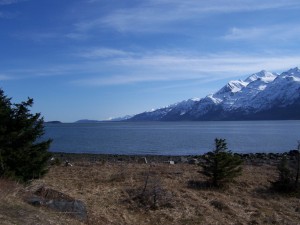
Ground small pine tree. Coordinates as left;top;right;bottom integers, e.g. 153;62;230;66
0;89;52;182
201;138;243;187
271;144;300;193
271;156;296;192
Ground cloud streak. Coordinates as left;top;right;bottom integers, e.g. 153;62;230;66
70;50;300;86
13;1;300;43
77;47;133;59
0;0;25;5
3;47;300;86
0;74;12;80
223;25;300;41
73;0;300;34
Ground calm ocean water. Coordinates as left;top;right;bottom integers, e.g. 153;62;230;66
43;121;300;155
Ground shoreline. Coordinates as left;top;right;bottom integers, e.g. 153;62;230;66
52;150;298;164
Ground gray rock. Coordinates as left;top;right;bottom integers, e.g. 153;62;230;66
137;157;148;164
26;186;87;222
26;196;43;206
188;158;199;164
46;199;87;221
180;157;188;163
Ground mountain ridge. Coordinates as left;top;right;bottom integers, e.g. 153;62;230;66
125;67;300;121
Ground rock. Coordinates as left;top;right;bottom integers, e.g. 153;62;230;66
26;186;87;222
26;196;42;206
65;160;73;166
188;158;199;165
180;157;188;163
138;157;148;164
46;199;87;221
163;160;175;164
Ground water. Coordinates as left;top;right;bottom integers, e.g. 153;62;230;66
43;121;300;155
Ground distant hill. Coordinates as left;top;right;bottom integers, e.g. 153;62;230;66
126;67;300;121
45;121;62;124
74;119;101;123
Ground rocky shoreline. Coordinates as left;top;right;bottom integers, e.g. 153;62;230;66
52;149;299;165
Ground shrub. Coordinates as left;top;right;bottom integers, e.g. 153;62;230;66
126;169;173;210
0;89;52;182
271;146;300;193
200;138;243;187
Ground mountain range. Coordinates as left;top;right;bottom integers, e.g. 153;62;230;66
124;67;300;121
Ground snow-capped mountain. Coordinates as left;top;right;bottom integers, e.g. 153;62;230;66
127;67;300;121
108;115;133;121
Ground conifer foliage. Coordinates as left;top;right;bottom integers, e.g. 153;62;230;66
0;88;52;182
201;138;243;187
271;144;300;193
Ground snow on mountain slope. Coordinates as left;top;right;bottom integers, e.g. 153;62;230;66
129;98;200;121
245;70;278;83
245;68;300;112
127;67;300;121
228;71;278;111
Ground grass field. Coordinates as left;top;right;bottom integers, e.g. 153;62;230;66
1;156;300;225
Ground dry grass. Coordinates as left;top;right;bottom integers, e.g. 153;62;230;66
0;178;83;225
1;160;300;225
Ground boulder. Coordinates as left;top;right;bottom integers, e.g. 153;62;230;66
46;199;87;221
188;158;199;165
26;186;87;222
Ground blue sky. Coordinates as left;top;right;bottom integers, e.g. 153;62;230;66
1;0;300;122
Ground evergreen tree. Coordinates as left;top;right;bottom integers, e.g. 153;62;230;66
0;88;52;182
0;89;12;174
271;144;300;193
201;138;243;187
271;156;295;192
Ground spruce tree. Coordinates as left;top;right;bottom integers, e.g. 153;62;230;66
0;88;52;182
271;156;295;192
0;89;12;174
271;144;300;193
201;138;243;187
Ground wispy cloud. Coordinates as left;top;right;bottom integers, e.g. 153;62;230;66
14;31;89;42
223;25;300;41
0;0;25;5
13;1;300;42
0;40;300;86
3;46;300;86
2;66;80;79
73;0;300;33
0;74;12;80
77;47;133;59
70;50;300;86
64;32;89;40
0;0;25;20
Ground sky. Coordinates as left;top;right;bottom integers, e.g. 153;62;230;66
1;0;300;122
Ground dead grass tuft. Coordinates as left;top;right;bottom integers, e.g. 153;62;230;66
124;170;174;210
0;178;21;199
210;199;230;212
